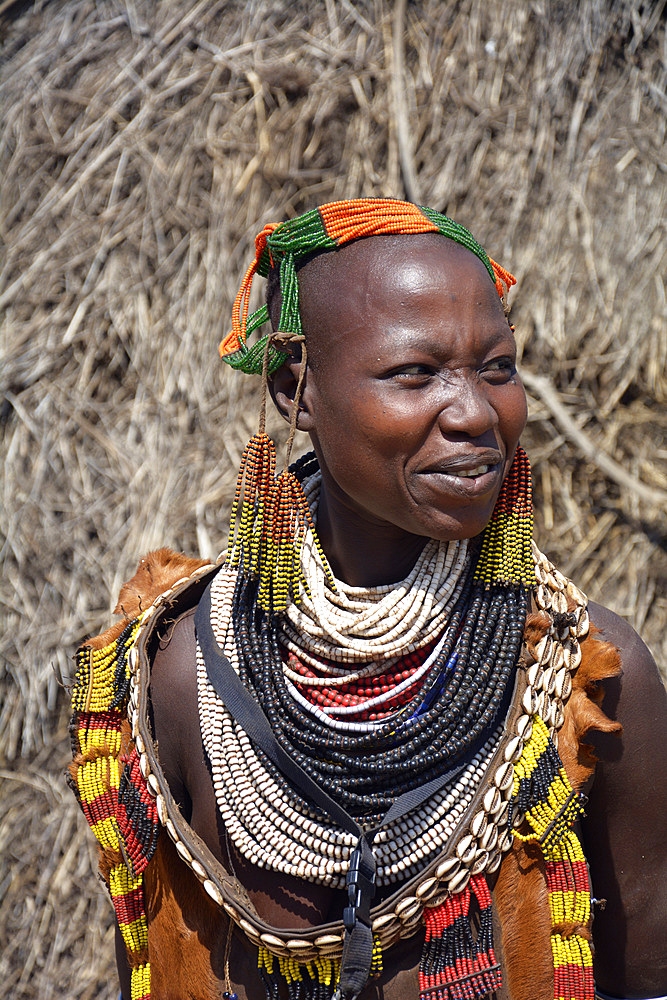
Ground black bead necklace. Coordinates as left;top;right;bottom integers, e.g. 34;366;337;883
232;570;528;824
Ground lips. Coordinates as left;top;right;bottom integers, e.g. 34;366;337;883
420;450;503;477
416;450;504;498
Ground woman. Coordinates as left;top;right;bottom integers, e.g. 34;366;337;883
69;199;667;1000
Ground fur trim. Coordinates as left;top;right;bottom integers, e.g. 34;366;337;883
114;548;209;618
78;548;209;652
558;623;622;791
494;611;622;999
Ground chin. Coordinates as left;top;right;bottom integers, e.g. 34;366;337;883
419;509;497;544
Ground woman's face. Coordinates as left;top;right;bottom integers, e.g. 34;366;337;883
295;234;528;544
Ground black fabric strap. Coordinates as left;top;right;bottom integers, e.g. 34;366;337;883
196;582;361;838
195;579;497;999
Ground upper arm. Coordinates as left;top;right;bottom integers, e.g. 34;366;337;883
582;602;667;993
148;610;200;820
147;607;229;869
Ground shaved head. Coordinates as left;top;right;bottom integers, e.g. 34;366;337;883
266;233;502;369
268;233;503;373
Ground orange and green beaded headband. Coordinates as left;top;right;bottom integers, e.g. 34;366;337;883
219;198;516;376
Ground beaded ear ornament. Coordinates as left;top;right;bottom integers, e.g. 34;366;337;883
220;198;532;616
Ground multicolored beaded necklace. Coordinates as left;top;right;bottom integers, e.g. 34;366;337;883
197;497;515;882
197;426;533;1000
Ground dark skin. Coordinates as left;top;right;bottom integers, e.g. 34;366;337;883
125;237;667;998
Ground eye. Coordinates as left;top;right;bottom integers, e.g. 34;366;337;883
481;357;517;382
385;363;434;381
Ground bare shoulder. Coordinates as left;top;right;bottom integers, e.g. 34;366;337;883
148;610;199;814
583;601;667;992
588;600;662;688
586;599;666;741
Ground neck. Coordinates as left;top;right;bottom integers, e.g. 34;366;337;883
315;481;429;588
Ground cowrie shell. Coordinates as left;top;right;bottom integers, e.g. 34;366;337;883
517;715;533;740
470;810;487;838
176;840;192;864
527;663;543;688
204;879;223;905
481;825;499;852
471;850;489;874
494;761;514;791
503;735;523;762
416;877;439;901
483;786;501;815
456;834;476;862
448;868;471;894
436;857;460;880
395;896;418;917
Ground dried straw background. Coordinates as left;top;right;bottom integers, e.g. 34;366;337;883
0;1;665;996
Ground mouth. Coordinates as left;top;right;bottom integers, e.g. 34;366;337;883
417;451;504;496
442;463;493;479
422;450;503;477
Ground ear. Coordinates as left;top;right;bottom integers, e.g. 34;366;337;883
268;356;315;433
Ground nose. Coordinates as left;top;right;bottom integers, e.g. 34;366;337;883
435;376;498;439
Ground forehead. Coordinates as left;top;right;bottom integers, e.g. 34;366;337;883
297;233;507;363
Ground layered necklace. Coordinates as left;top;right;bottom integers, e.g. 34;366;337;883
197;465;528;887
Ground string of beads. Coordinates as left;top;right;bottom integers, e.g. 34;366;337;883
70;623;156;1000
198;562;507;886
218;199;515;376
510;715;594;1000
282;636;445;730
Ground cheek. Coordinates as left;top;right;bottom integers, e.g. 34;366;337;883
316;384;416;455
311;393;415;500
499;382;528;445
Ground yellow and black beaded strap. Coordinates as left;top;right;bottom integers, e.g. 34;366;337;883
511;715;594;1000
70;617;155;1000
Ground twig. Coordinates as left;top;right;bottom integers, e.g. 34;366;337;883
522;369;666;508
391;0;421;203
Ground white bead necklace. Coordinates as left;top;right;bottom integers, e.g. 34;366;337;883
281;530;469;664
197;565;504;888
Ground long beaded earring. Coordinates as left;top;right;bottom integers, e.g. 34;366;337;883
473;445;535;589
224;339;278;583
226;334;334;616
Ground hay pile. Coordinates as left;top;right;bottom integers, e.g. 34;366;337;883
0;1;665;996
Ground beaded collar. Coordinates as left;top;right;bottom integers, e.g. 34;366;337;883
197;561;508;887
124;541;587;967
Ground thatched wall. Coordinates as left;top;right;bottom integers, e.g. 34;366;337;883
0;1;665;997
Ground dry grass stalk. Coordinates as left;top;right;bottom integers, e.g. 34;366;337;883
0;1;665;997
